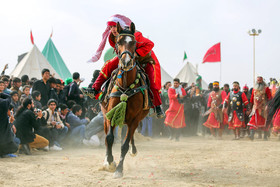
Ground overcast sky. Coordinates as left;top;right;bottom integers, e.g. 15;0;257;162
0;0;279;88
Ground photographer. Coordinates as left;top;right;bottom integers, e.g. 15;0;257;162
41;99;68;150
15;98;49;155
0;93;18;157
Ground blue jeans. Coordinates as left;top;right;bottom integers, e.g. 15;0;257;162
69;125;85;144
52;126;68;146
141;117;153;137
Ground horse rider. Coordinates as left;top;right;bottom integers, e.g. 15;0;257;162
88;14;165;118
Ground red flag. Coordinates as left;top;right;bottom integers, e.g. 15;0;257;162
202;42;221;63
30;30;34;45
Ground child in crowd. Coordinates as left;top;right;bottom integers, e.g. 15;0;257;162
10;91;21;114
32;91;42;109
20;85;31;103
0;80;4;93
8;105;21;147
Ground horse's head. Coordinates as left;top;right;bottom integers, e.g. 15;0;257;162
116;22;136;71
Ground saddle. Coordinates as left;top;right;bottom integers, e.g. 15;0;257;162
101;65;152;110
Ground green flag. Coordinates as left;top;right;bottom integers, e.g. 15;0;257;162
183;51;187;61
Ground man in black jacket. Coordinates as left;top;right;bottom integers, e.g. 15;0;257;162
32;69;50;107
0;93;18;157
15;98;49;155
68;72;84;105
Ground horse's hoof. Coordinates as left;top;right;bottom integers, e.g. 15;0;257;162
130;151;137;157
113;171;123;178
103;161;116;172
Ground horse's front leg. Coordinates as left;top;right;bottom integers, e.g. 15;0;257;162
130;135;137;157
104;121;116;172
113;126;131;178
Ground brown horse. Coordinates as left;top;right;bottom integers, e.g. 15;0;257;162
101;22;149;178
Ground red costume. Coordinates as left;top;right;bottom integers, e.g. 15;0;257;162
224;91;249;129
272;108;280;133
164;87;186;128
92;30;162;106
248;86;272;130
203;90;227;129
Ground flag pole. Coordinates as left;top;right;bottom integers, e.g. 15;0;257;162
219;42;222;82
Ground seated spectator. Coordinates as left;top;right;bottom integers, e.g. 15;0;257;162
32;91;42;109
15;98;49;155
10;77;22;97
66;104;89;145
8;104;21;147
0;93;18;158
1;77;11;94
41;99;68;150
49;77;59;101
58;104;71;129
10;91;21;114
0;80;4;93
84;111;105;147
20;85;31;104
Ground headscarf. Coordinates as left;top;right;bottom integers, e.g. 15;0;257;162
88;14;132;63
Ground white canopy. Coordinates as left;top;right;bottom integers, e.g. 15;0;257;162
10;45;61;79
175;61;208;89
161;66;173;85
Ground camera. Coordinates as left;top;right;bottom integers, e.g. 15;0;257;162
34;109;41;114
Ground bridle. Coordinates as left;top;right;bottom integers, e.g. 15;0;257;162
115;33;136;71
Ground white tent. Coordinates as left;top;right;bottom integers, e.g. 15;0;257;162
175;61;208;89
10;45;61;79
161;66;173;85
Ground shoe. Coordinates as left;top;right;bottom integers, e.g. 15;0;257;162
42;146;49;152
50;145;62;151
21;144;31;155
1;154;17;158
155;106;165;119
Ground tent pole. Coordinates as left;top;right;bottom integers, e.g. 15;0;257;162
219;62;222;82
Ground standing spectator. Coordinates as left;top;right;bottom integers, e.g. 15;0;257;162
141;114;153;137
20;85;31;104
189;86;205;136
15;98;49;155
32;69;50;107
164;78;187;141
68;72;84;106
32;91;42;109
48;77;59;102
10;77;22;97
66;104;88;144
0;93;18;157
56;79;65;105
21;75;29;87
10;91;21;114
1;77;11;94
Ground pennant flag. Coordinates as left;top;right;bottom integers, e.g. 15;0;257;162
202;42;221;63
30;30;34;45
183;51;187;61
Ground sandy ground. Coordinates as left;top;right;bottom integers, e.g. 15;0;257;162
1;134;280;187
